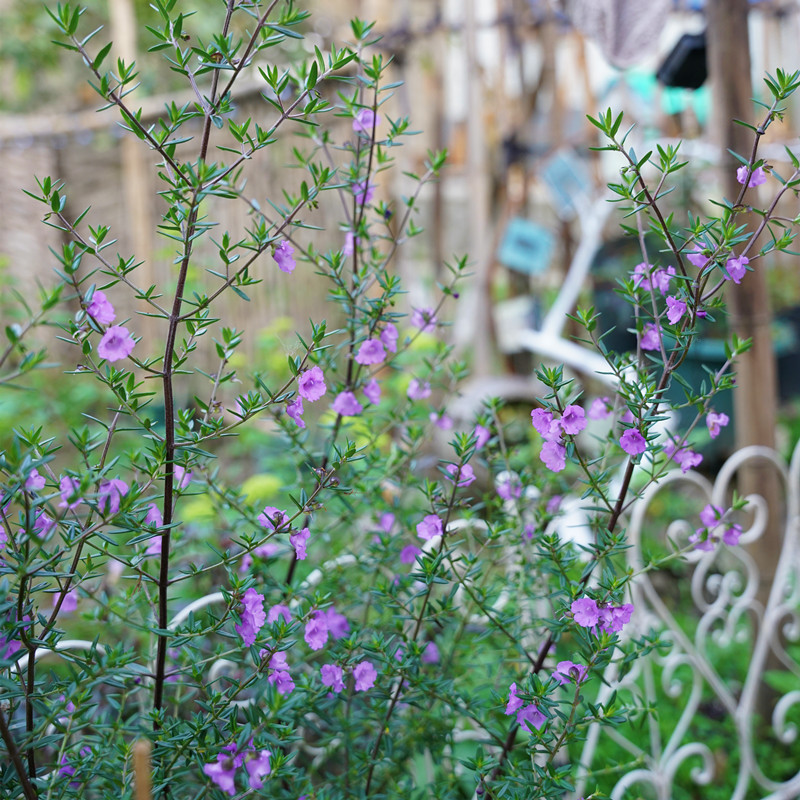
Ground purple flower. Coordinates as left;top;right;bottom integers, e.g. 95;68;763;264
407;378;431;400
571;597;600;627
400;544;421;564
304;614;329;650
25;468;45;491
258;506;289;530
323;606;350;639
267;604;291;625
736;165;767;187
505;682;524;716
652;266;676;294
722;523;742;546
379;512;396;533
540;440;566;473
561;404;586;436
640;323;661;351
204;752;238;795
546;495;562;515
380;324;398;353
57;589;79;614
664;439;702;473
273;240;296;273
97;325;135;362
145;503;162;527
290;527;310;560
87;289;116;325
632;261;656;291
321;663;345;692
98;478;128;514
666;295;687;325
353;107;380;133
706;411;730;439
589;397;612;420
332;391;363;417
686;245;710;270
59;475;82;510
268;663;295;696
286;396;305;428
245;750;272;789
355;338;386;365
517;703;546;733
363;379;381;405
174;465;192;490
417;514;443;541
620;428;647;456
430;411;454;430
236;588;266;646
353;180;376;205
445;463;476;487
33;511;56;537
725;255;748;284
422;641;440;664
530;408;554;436
552;660;587;685
496;475;522;501
474;424;491;449
598;603;634;633
298;366;326;402
353;660;377;691
411;307;437;333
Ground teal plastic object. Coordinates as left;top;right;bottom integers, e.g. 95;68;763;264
497;218;553;275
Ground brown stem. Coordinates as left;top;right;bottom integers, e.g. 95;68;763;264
0;703;38;800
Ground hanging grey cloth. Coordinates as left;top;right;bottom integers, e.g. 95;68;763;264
566;0;672;68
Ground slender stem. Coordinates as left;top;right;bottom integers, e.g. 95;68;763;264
0;704;38;800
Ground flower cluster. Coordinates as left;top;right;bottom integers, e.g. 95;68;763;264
505;682;545;733
203;742;272;795
531;404;587;472
689;504;742;550
320;659;377;693
570;596;634;635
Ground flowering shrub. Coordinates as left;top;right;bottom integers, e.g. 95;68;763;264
1;0;799;796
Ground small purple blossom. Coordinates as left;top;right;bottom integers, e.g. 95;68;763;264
355;338;386;365
353;180;376;205
505;682;523;716
560;404;587;436
517;703;546;733
323;606;350;639
286;396;305;428
666;295;687;325
496;475;522;501
273;240;296;273
267;604;291;625
552;660;588;685
530;408;554;436
474;424;491;449
332;391;363;417
298;366;327;402
725;255;749;284
588;397;612;420
59;476;82;510
736;165;767;187
407;378;431;400
57;589;79;614
571;597;600;627
363;379;381;405
87;289;116;325
417;514;443;541
380;323;399;353
598;603;634;634
652;266;676;294
98;478;128;514
400;544;421;564
321;663;345;692
97;325;135;362
353;660;377;691
430;411;454;430
422;641;440;664
445;463;476;487
290;527;310;560
706;411;730;439
258;506;289;530
33;511;56;537
379;512;396;533
546;495;562;515
353;107;380;134
620;428;647;456
304;614;329;650
245;750;272;790
540;440;566;473
236;588;266;647
686;245;711;270
640;323;661;351
25;468;45;492
411;307;437;333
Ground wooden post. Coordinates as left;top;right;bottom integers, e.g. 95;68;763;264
133;739;152;800
706;0;783;657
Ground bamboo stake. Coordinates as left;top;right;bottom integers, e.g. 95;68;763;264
133;739;152;800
